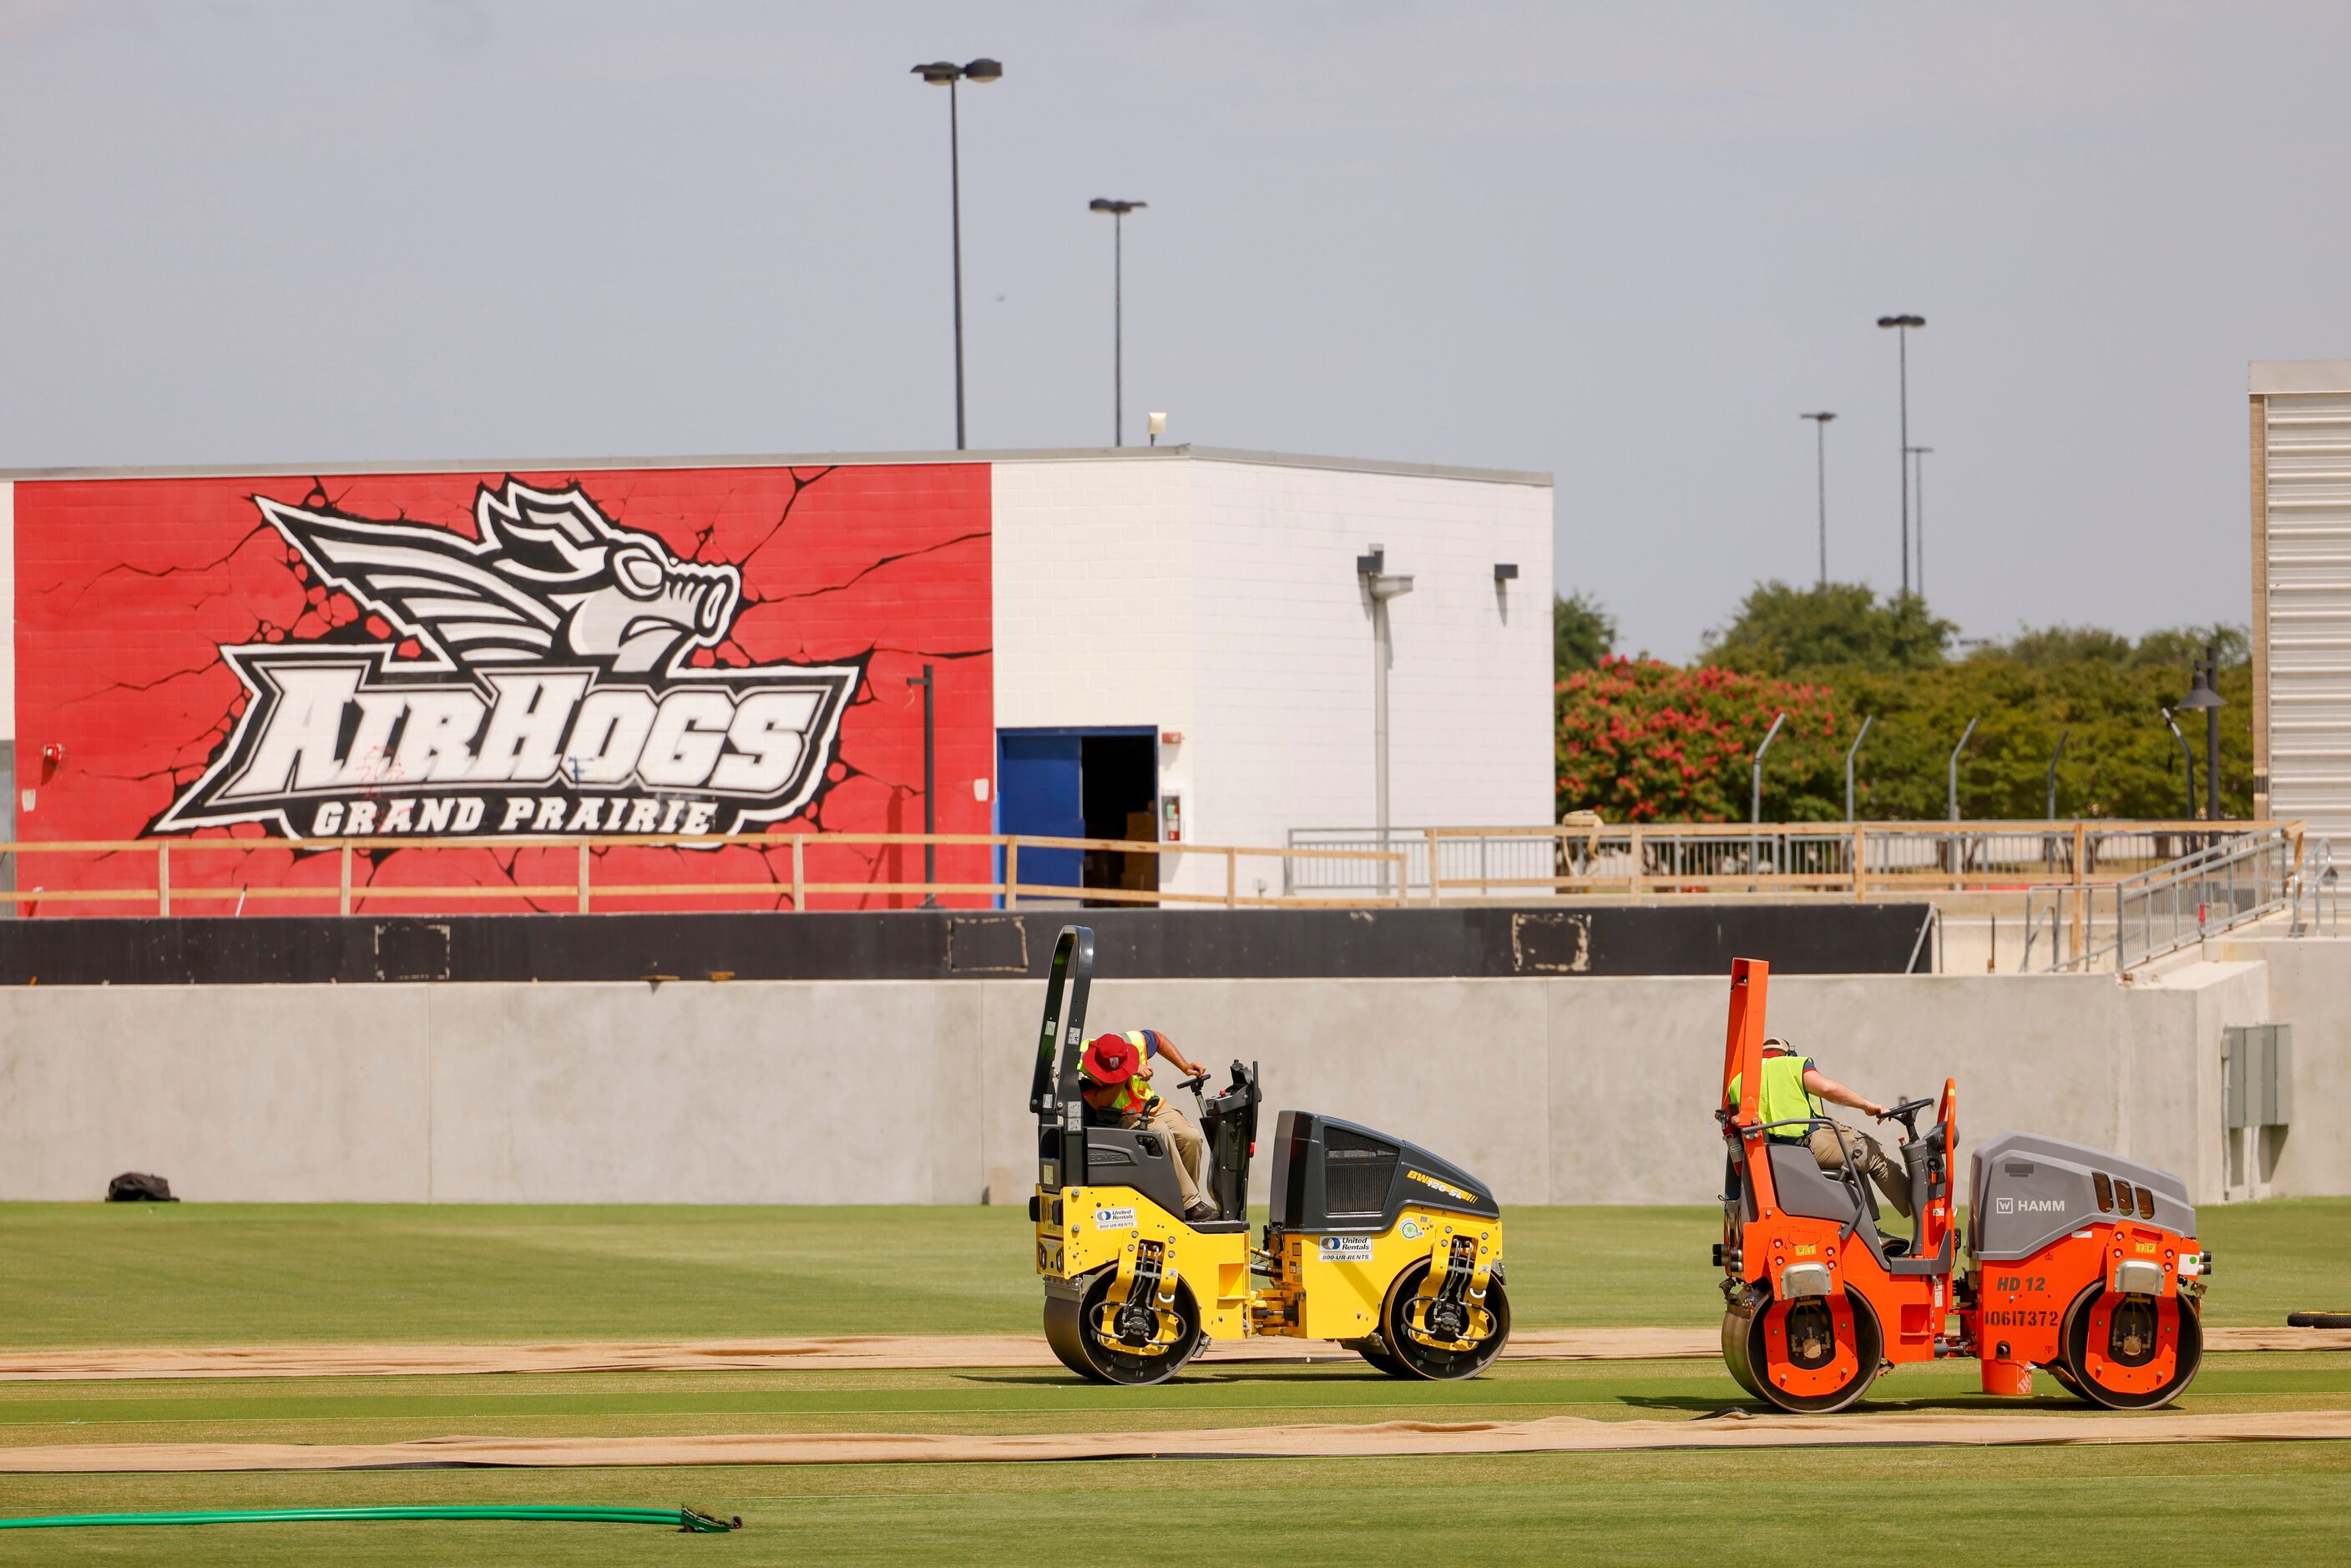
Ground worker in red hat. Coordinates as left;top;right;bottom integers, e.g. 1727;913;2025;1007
1080;1029;1216;1222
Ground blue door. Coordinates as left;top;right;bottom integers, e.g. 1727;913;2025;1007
997;731;1084;898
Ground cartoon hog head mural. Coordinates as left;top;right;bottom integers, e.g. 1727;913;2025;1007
265;481;743;675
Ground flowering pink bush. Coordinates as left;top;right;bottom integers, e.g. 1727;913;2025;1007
1557;657;1843;822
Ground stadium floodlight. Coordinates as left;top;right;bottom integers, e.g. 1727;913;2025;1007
1089;199;1147;446
911;58;1005;448
1876;315;1927;595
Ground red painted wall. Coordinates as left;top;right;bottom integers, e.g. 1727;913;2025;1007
13;463;993;913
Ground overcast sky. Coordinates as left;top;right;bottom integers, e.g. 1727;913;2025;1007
2;2;2343;660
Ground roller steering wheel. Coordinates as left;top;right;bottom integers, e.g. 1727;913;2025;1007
1878;1095;1934;1141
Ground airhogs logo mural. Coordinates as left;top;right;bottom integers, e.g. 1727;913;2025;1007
151;481;860;838
11;462;995;912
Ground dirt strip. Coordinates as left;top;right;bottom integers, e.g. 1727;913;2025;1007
0;1329;1693;1381
1;1409;2348;1474
0;1326;2333;1383
2204;1328;2351;1353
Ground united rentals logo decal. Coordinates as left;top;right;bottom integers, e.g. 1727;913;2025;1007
151;480;862;839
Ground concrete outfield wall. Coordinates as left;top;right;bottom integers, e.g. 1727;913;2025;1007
1043;966;2270;1208
0;986;433;1203
4;952;2334;1206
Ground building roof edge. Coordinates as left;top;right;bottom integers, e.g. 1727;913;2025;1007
0;443;1551;488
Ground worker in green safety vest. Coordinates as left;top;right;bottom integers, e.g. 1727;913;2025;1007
1728;1039;1912;1219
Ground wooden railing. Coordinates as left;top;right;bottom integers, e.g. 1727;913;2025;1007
0;819;2300;918
0;832;1409;916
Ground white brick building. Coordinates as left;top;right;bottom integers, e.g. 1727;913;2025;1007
993;447;1556;902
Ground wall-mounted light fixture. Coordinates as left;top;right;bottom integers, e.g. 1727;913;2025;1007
1494;563;1519;582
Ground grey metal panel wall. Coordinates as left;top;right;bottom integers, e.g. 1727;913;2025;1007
0;903;1936;985
2262;392;2351;839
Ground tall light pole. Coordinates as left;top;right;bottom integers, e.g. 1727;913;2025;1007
1801;412;1836;585
1089;199;1146;446
1357;546;1414;893
912;57;1004;451
1876;314;1926;595
1907;445;1934;598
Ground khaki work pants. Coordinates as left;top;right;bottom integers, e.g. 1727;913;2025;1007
1123;1101;1209;1211
1807;1123;1912;1219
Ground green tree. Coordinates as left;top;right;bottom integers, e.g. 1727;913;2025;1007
1978;625;2135;669
1703;581;1954;675
1830;657;2252;821
1555;589;2257;822
1555;647;2254;824
1554;590;1615;680
2129;624;2251;671
1979;622;2250;672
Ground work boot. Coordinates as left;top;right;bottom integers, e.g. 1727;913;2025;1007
1185;1201;1218;1222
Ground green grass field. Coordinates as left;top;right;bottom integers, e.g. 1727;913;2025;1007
0;1201;2338;1564
0;1198;2337;1346
0;1444;2345;1565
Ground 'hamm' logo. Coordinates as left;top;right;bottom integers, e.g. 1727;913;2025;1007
151;481;860;839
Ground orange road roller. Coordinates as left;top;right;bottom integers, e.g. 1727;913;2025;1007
1715;957;2208;1412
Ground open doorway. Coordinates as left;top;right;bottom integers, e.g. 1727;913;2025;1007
994;726;1160;905
1079;731;1159;903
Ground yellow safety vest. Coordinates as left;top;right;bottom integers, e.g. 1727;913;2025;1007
1727;1054;1823;1142
1092;1031;1161;1116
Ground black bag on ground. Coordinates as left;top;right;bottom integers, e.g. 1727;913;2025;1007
106;1172;178;1202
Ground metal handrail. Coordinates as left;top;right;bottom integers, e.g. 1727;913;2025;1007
2288;837;2338;938
2020;825;2298;973
1287;820;2298;901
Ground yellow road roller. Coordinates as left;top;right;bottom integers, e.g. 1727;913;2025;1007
1029;925;1509;1383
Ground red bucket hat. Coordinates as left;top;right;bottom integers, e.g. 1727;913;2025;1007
1081;1032;1140;1085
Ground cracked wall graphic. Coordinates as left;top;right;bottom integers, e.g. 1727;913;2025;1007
14;463;994;913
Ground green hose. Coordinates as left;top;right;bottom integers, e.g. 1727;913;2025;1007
0;1504;739;1532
